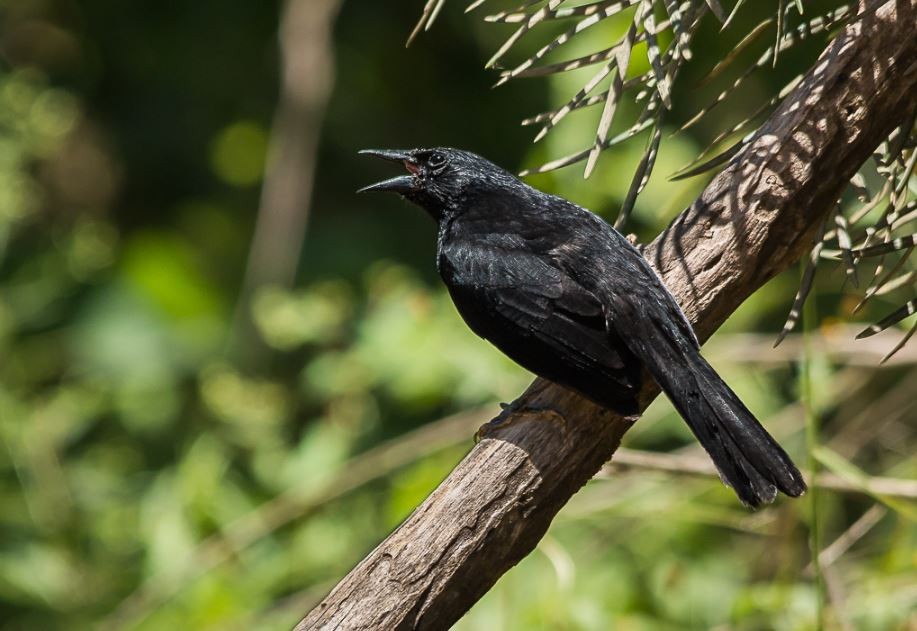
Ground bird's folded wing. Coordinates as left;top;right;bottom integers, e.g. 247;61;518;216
448;244;636;380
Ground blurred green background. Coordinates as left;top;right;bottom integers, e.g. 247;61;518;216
0;1;914;629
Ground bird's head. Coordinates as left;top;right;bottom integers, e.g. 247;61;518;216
358;147;513;219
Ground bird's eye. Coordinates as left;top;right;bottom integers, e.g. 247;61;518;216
428;152;447;171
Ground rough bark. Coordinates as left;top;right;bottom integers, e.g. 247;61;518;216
298;1;917;629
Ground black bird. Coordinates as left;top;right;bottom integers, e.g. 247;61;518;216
359;147;806;508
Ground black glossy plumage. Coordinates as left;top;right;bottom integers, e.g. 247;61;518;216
359;147;806;508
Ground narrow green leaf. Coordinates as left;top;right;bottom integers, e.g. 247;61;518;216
585;2;644;177
813;446;917;521
834;210;859;287
881;319;917;363
856;299;917;339
774;219;826;347
494;1;642;86
643;11;672;108
704;0;727;23
670;136;746;180
486;0;564;69
616;115;663;228
853;234;917;257
853;250;913;314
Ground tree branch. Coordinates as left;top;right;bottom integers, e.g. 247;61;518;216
231;0;342;362
298;2;917;628
605;448;917;500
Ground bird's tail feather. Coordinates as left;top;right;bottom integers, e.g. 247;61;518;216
650;347;807;508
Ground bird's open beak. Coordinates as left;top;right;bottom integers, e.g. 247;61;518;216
357;149;420;194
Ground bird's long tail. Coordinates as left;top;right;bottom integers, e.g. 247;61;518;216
646;343;807;508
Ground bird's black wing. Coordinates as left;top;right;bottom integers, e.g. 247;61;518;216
441;241;641;405
553;229;805;507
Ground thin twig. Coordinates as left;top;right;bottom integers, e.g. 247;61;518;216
602;449;917;500
803;504;887;574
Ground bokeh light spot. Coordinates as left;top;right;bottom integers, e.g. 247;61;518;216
209;120;268;187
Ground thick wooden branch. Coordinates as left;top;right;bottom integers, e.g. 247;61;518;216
299;2;917;629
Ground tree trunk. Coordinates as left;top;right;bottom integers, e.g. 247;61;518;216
298;1;917;628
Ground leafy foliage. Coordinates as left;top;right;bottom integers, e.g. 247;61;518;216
780;119;917;361
416;0;914;356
